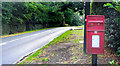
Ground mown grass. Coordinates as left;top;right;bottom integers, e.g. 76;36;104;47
1;27;55;38
72;30;84;43
20;25;84;64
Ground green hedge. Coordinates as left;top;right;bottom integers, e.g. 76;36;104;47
92;2;120;55
2;23;44;35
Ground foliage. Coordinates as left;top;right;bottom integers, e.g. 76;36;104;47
108;60;119;65
104;1;120;56
108;60;115;64
64;8;74;26
2;2;15;24
42;58;49;62
104;1;120;12
2;2;84;35
117;47;120;56
91;2;120;55
72;11;83;26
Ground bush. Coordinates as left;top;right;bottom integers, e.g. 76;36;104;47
92;2;120;55
2;24;10;35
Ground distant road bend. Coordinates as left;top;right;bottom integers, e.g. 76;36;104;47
0;27;74;64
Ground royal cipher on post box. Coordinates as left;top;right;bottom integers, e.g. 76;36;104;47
86;15;105;54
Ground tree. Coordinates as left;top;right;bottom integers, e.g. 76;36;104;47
2;2;84;34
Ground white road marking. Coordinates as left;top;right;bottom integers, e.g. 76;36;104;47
0;42;7;46
0;27;71;46
0;29;52;46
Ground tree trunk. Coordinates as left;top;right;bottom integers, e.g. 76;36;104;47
26;22;30;31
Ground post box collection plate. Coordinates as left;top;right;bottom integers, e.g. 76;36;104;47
92;35;100;48
86;15;105;54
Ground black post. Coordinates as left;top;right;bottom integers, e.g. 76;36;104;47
92;54;97;66
84;2;90;53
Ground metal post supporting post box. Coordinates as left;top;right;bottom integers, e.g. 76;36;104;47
92;54;97;66
84;2;90;53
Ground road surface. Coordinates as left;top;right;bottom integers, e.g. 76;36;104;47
0;27;73;64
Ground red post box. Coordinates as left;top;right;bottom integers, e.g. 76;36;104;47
86;15;105;54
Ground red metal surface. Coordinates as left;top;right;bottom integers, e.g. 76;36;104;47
86;15;105;54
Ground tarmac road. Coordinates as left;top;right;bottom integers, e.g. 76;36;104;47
0;27;73;64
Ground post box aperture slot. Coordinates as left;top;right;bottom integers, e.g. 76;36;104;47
92;35;100;48
88;22;103;26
